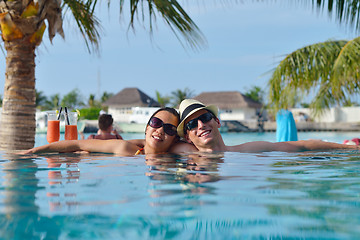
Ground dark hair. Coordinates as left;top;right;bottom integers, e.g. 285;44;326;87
98;114;114;130
146;107;180;134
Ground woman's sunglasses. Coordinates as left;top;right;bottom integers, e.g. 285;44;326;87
185;112;214;132
149;117;177;136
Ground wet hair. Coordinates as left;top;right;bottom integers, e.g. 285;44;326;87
146;107;180;134
98;114;114;130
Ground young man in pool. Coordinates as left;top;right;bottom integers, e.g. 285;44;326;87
174;99;360;153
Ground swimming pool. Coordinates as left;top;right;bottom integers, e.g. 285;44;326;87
1;132;360;239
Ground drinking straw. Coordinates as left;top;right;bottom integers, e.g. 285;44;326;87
57;107;63;120
64;107;70;125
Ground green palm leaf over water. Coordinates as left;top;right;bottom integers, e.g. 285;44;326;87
267;1;360;116
269;40;346;113
268;35;360;117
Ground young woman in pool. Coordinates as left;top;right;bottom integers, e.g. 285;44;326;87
22;108;190;156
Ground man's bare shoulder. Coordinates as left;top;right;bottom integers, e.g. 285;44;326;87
170;141;198;153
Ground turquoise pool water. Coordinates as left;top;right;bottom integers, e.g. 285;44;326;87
1;132;360;239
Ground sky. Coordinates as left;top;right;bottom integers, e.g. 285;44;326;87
0;1;357;102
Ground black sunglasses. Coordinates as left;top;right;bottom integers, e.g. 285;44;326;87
149;117;177;136
185;112;214;132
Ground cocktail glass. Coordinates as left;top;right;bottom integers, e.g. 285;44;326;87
46;111;60;143
65;112;78;140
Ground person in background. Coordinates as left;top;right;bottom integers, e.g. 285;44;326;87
88;114;123;140
276;109;298;142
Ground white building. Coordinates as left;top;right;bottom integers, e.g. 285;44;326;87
194;91;263;122
103;87;160;125
291;107;360;123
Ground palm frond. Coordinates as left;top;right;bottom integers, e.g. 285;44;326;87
268;40;347;114
309;82;337;117
311;0;360;33
120;0;207;50
63;0;102;53
332;36;360;99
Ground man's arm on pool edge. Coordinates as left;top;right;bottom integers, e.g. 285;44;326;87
228;140;359;153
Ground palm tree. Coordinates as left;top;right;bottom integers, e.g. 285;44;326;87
0;0;205;150
268;38;360;116
267;1;360;116
100;91;113;103
44;94;61;111
244;86;265;104
0;0;100;150
88;94;96;108
156;91;171;108
35;90;48;110
61;89;84;109
171;88;194;107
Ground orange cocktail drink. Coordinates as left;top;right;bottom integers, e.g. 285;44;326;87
65;111;78;140
47;112;60;143
65;125;78;140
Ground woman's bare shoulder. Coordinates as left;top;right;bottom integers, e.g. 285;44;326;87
110;139;141;155
127;139;145;148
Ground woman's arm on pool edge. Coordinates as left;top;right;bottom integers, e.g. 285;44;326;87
20;140;82;154
20;139;139;155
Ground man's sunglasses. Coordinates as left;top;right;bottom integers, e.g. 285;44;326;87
185;112;214;132
149;117;177;136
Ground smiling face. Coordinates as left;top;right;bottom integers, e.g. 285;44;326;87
145;110;179;154
184;109;222;150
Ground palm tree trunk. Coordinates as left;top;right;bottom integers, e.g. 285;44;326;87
0;39;36;150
